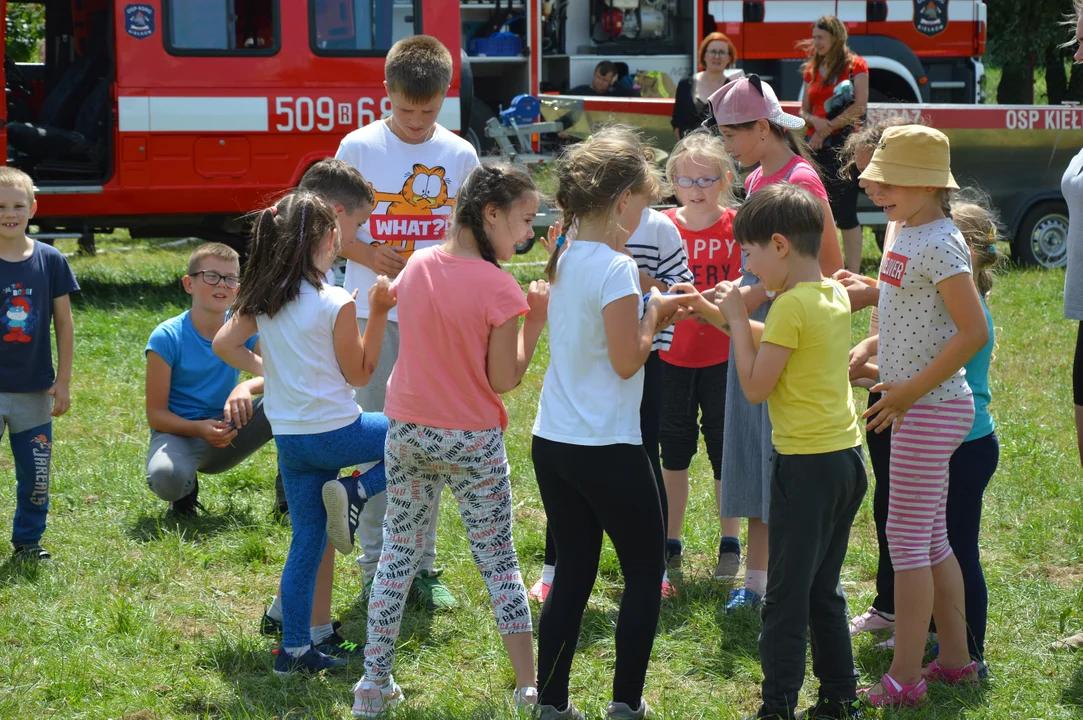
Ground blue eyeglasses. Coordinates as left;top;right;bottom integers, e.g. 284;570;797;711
674;176;721;189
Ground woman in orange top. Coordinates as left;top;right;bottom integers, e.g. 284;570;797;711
671;32;738;140
798;16;869;272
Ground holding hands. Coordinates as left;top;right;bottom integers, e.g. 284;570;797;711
367;275;397;313
667;280;744;332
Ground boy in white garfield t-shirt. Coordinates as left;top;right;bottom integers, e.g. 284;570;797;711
334;35;479;609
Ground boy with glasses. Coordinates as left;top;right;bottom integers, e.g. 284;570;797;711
144;243;281;517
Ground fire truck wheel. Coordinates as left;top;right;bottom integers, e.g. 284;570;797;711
1015;200;1070;269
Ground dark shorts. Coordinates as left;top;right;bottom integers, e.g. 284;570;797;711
659;359;727;478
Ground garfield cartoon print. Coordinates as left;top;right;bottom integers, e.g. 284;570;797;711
368;164;458;260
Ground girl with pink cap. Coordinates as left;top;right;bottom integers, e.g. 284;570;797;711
705;74;843;616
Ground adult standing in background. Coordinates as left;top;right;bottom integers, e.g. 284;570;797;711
798;16;868;272
671;32;738;139
1051;0;1083;653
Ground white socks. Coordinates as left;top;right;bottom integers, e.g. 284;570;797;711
540;564;555;585
267;596;283;622
311;622;335;645
744;569;767;596
284;644;310;658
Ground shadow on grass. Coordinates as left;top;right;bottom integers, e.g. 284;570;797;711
1059;656;1083;708
127;507;257;544
0;554;48;589
72;276;185;310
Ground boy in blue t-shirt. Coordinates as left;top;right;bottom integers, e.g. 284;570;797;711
0;167;78;562
144;243;280;516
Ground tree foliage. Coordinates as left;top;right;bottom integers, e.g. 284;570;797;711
5;3;45;63
986;0;1074;68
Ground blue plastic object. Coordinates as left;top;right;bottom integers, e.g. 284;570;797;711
468;31;522;57
499;94;541;126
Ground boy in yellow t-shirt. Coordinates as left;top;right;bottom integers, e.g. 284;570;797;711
675;182;866;720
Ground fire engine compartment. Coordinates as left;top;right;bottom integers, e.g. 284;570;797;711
5;0;115;186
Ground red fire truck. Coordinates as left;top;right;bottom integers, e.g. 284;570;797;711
4;0;1060;268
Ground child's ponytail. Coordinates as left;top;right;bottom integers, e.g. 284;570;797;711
234;192;337;318
951;189;1003;298
547;126;662;283
452;163;536;269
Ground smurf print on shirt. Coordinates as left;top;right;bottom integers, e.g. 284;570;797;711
3;282;34;343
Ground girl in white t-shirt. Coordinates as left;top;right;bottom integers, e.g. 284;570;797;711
213;192;393;676
854;126;989;707
531;127;685;720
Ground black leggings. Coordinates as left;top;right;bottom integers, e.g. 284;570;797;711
867;394;1000;659
532;436;665;709
543;351;667;565
1074;322;1083;406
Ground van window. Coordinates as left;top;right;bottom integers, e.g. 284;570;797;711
166;0;278;54
310;0;420;55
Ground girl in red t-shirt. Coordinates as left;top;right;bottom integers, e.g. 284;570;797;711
658;130;744;580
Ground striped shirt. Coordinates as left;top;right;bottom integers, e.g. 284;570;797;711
625;208;694;351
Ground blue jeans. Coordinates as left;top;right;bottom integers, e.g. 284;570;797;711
1;391;53;548
275;412;389;648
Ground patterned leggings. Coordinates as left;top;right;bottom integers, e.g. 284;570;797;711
364;421;532;681
886;397;975;572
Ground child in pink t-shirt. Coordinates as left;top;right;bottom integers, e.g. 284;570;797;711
352;164;548;717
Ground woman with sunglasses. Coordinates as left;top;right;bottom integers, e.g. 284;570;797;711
145;242;280;517
671;32;739;140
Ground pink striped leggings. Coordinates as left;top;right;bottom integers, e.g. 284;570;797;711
886;396;975;572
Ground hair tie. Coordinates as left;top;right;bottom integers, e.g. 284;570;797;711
988;243;996;255
555;234;566;249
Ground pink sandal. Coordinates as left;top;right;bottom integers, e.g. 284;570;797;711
922;659;979;686
861;673;928;707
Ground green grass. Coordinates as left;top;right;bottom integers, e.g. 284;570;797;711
1;234;1082;719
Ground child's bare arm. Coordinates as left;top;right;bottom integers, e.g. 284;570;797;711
50;295;74;416
717;284;790;403
332;278;396;386
488;281;549;393
864;273;988;433
146;352;237;445
212;312;263;377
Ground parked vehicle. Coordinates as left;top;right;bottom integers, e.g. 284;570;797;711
537;96;1077;268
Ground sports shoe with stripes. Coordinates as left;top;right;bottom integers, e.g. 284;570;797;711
352;676;404;718
323;470;367;555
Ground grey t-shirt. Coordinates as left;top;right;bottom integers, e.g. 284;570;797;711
1063;147;1083;320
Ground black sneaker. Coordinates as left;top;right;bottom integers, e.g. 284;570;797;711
665;539;683;571
316;630;363;659
272;646;345;676
260;610;283;637
12;544;51;562
322;470;366;555
169;479;202;518
796;698;863;719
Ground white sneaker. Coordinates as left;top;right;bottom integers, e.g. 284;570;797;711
352;676;404;718
849;606;895;637
514;686;539;710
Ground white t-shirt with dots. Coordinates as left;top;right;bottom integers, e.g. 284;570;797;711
877;218;974;405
